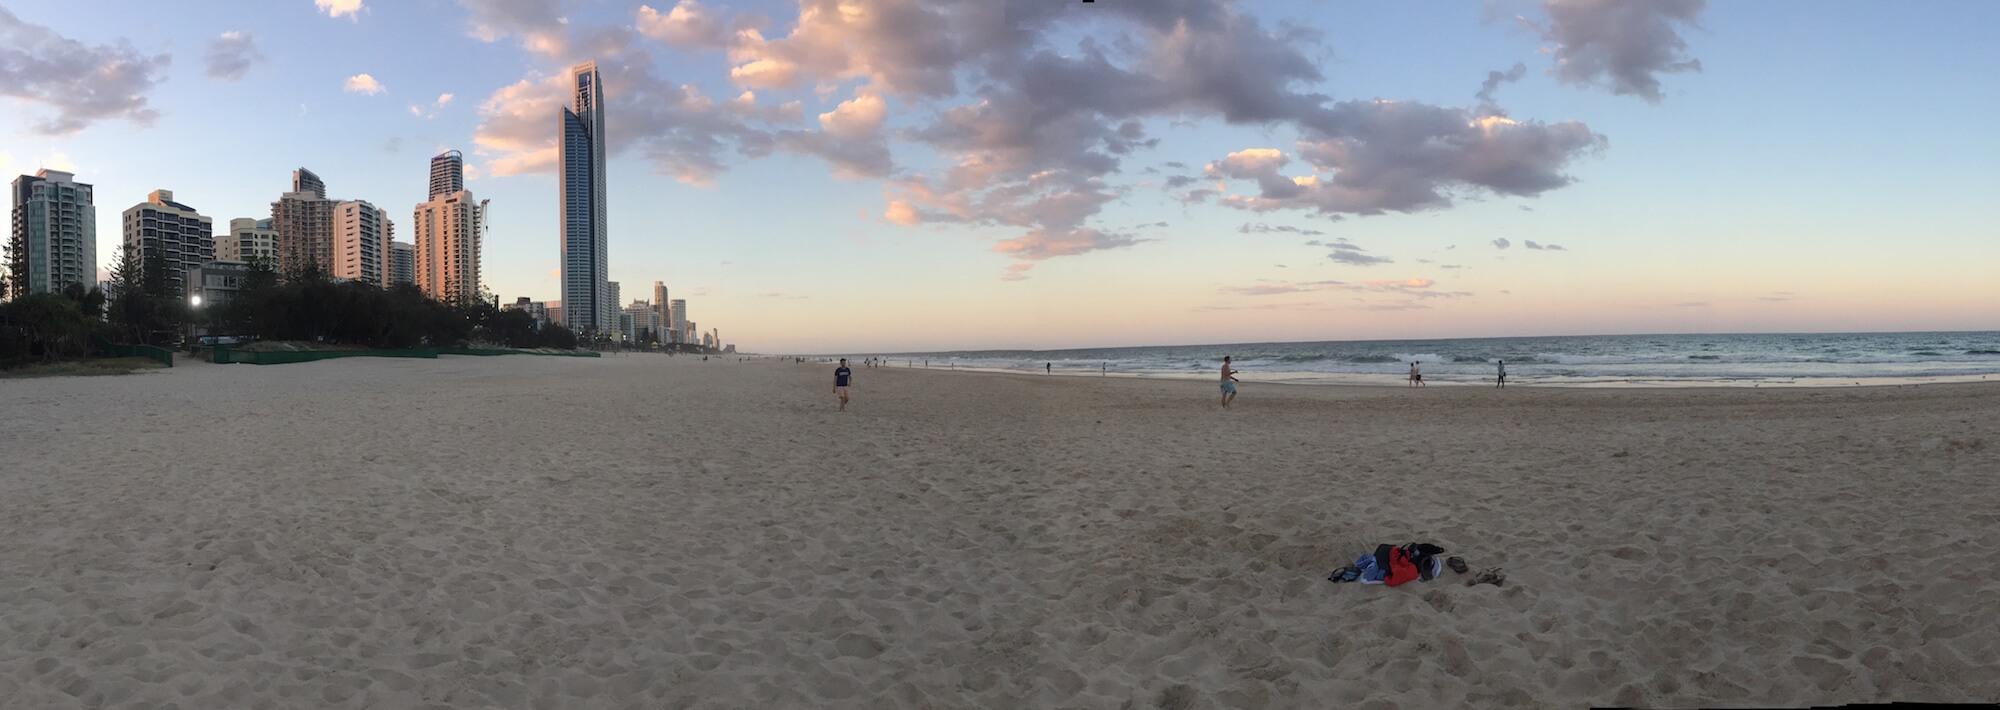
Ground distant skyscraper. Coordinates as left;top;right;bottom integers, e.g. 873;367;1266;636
670;298;688;343
414;151;484;303
558;60;609;333
652;280;669;340
605;280;620;328
622;299;662;343
389;241;414;285
332;200;389;286
8;170;97;297
221;217;279;264
272;168;335;274
428;150;465;199
121;190;214;293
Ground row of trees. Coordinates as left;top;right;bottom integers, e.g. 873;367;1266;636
1;245;183;367
2;247;579;368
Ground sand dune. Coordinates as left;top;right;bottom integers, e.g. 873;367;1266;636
2;355;1996;708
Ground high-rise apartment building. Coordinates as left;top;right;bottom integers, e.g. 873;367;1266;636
272;168;334;274
670;299;688;343
389;241;414;285
7;170;97;297
621;299;663;343
332;200;390;286
605;281;620;324
220;218;279;264
652;281;669;342
559;60;610;333
428;150;464;199
413;151;484;303
121;190;214;293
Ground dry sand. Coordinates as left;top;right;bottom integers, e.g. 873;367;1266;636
2;355;1997;708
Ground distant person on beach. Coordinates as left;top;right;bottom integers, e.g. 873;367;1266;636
834;359;853;411
1496;360;1507;388
1409;361;1424;387
1046;362;1052;374
1220;356;1241;408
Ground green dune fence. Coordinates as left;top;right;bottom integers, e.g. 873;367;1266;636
211;345;600;364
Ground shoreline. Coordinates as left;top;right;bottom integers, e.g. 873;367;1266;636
843;360;2000;391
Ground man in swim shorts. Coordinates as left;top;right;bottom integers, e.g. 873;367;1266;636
834;358;853;411
1220;355;1241;408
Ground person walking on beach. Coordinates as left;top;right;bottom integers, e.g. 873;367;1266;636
1408;361;1424;387
834;358;853;411
1220;356;1241;408
1496;360;1507;389
1046;362;1052;374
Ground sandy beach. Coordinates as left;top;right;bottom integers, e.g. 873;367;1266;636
2;355;1997;708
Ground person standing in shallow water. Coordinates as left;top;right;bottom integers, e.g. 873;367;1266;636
834;359;853;411
1496;360;1507;388
1046;362;1052;374
1220;356;1241;408
1409;361;1424;387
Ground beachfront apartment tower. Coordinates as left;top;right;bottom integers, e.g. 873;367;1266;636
606;281;620;325
332;201;390;286
669;299;688;343
652;281;670;342
272;168;334;274
414;150;484;302
7;170;97;297
389;241;415;285
121;190;215;293
220;218;279;265
429;150;465;200
558;60;610;333
412;193;484;303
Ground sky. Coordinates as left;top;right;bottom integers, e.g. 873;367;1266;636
3;0;1997;353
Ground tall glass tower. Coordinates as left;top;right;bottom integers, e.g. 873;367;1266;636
558;60;608;334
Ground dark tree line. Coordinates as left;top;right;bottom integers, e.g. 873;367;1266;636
3;250;577;368
209;259;578;350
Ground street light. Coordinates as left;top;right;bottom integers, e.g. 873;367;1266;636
187;293;204;348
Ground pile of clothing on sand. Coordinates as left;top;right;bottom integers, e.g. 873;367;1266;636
1327;542;1505;587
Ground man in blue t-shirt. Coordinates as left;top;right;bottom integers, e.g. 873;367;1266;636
834;358;853;411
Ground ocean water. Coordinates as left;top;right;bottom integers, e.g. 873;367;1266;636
878;332;2000;387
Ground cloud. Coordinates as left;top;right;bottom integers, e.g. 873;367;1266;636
344;73;385;95
1238;223;1325;237
1222;279;1348;296
205;31;262;81
481;0;1613;276
1326;240;1392;266
1491;237;1512;249
1205;108;1604;217
757;291;809;300
456;0;567;52
317;0;364;19
1475;62;1526;111
636;1;735;48
1523;239;1566;250
1540;0;1705;102
1440;264;1465;270
382;136;402;153
472;28;780;182
999;263;1035;282
0;7;170;134
410;92;455;119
